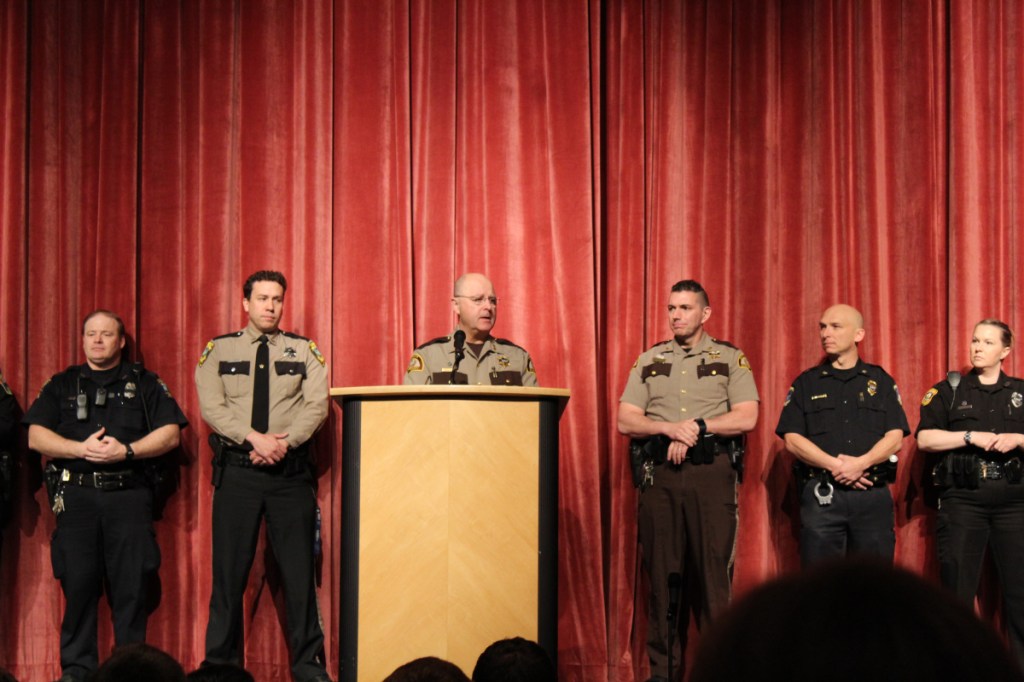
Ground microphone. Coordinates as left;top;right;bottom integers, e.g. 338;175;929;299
667;572;682;625
450;330;466;384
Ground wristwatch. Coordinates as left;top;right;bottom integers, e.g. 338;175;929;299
124;443;135;461
963;431;973;445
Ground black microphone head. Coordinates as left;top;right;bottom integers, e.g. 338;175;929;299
453;330;466;350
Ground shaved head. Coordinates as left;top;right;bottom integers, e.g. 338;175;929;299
822;304;864;330
454;272;493;297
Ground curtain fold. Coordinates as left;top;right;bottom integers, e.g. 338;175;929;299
0;1;1020;680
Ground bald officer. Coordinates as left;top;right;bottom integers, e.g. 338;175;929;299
195;270;332;682
404;272;538;386
776;304;909;567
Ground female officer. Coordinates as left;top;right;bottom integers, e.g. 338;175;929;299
917;319;1024;668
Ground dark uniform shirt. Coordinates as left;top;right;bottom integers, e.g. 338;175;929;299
0;369;14;445
404;333;538;386
917;371;1024;450
195;323;328;448
23;362;188;473
776;360;909;456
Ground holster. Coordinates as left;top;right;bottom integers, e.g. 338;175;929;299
629;435;669;490
208;434;226;488
43;462;61;509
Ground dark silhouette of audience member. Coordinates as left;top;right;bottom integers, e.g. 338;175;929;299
472;637;556;682
383;656;470;682
689;558;1024;682
0;667;16;682
88;643;185;682
186;663;255;682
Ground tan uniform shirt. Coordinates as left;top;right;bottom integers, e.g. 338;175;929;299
195;323;328;448
404;333;538;386
621;334;759;421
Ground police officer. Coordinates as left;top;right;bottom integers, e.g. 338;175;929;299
404;273;537;386
776;304;908;567
617;280;759;681
917;319;1024;668
195;270;331;682
0;368;17;554
23;310;187;682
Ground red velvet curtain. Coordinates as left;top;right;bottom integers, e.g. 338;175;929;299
0;1;1021;680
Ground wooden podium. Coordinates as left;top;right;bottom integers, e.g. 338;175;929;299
330;385;569;681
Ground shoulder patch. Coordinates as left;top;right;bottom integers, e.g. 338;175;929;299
198;341;215;367
407;353;425;373
309;341;326;366
415;335;450;350
527;358;536;374
738;354;752;371
894;384;903;406
157;378;173;397
921;388;938;406
784;386;794;406
283;331;311;342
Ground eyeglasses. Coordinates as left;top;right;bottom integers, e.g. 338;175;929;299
454;295;499;306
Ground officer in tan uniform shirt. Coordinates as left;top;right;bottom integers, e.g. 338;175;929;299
618;280;759;681
195;270;332;682
404;272;538;386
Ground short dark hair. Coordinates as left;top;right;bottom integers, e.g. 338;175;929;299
976;318;1013;347
689;559;1022;682
81;309;126;338
472;637;555;682
186;663;255;682
92;643;185;682
243;270;287;299
383;656;471;682
670;279;709;307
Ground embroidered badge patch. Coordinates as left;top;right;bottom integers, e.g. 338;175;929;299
407;353;425;373
784;386;794;406
309;341;326;366
198;341;215;367
921;388;938;406
738;354;751;370
867;379;878;397
1013;392;1023;409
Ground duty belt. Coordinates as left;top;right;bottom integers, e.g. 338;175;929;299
221;444;310;474
933;454;1022;488
59;469;141;491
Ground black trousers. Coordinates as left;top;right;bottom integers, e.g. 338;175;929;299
938;478;1024;669
637;455;738;680
203;464;327;682
51;485;159;681
799;482;894;567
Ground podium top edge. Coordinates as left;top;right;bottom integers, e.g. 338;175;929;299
329;385;570;400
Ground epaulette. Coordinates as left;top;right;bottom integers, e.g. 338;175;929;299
494;337;527;351
709;336;738;350
214;331;244;341
282;331;311;342
646;339;673;351
415;335;451;350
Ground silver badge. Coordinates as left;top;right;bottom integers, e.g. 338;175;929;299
124;382;136;399
284;347;297;358
1013;392;1023;409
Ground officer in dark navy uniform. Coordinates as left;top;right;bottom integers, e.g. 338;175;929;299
918;318;1024;669
776;304;908;567
404;273;537;386
195;270;331;682
23;310;187;682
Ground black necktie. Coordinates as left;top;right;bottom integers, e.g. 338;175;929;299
251;334;270;433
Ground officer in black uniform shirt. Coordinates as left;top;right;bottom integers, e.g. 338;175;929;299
23;310;187;682
195;270;331;682
776;304;908;566
917;319;1024;669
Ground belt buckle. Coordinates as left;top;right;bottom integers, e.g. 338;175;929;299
92;472;104;488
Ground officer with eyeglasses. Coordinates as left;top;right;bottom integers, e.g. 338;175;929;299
23;309;187;682
404;272;538;386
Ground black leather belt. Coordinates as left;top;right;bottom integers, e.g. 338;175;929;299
60;469;140;491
